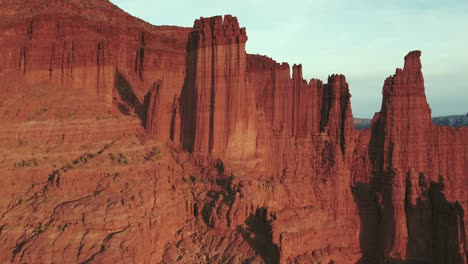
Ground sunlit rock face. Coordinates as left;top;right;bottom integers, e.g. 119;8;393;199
0;1;466;263
179;15;257;161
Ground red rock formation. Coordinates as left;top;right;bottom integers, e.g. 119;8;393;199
377;51;432;174
146;80;162;137
0;0;190;132
180;15;257;161
370;51;431;261
321;74;355;161
0;1;466;264
246;56;325;139
241;56;361;263
363;50;468;263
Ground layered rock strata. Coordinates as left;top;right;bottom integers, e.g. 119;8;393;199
354;51;468;263
180;15;257;161
0;1;467;263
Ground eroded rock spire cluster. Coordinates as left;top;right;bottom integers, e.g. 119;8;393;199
0;2;466;263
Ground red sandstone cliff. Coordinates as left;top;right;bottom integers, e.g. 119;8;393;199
0;0;190;134
0;1;467;264
354;51;468;263
179;15;257;161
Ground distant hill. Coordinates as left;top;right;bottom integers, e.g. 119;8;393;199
354;113;468;130
354;118;373;130
432;113;468;127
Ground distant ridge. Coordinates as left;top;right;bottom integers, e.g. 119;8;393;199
354;113;468;130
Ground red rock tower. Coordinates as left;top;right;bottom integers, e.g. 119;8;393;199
180;15;257;160
369;51;467;263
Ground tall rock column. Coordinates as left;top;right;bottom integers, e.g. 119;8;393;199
291;65;323;138
320;74;355;161
146;80;162;137
245;56;324;139
271;62;293;134
371;51;431;260
370;51;434;262
181;15;257;160
379;50;432;173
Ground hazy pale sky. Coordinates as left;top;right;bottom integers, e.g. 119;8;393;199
110;0;467;117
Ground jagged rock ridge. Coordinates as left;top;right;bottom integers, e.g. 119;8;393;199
0;1;466;264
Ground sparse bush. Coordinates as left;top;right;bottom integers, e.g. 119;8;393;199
28;107;48;120
58;223;69;232
15;158;38;168
190;175;196;184
109;152;129;165
118;153;128;164
144;146;159;161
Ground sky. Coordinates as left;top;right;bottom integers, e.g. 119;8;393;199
110;0;467;117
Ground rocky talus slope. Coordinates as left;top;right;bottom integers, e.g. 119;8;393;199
0;1;466;263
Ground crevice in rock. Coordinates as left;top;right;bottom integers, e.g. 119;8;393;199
319;84;332;133
429;177;467;263
27;20;33;40
61;41;66;84
71;40;75;78
79;226;129;264
49;43;56;79
179;31;199;152
352;182;381;264
76;230;89;261
114;71;143;118
208;43;215;153
19;47;28;75
241;207;280;264
169;95;179;141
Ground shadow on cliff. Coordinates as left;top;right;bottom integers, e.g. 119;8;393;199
237;208;280;264
352;182;382;264
404;172;432;264
352;113;384;264
179;31;198;152
352;176;467;264
114;71;147;124
428;178;467;264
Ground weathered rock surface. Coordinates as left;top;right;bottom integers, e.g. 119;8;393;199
179;15;257;161
0;1;466;264
353;51;468;263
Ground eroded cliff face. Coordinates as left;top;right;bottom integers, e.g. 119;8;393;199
0;0;190;133
354;51;468;263
179;15;257;161
0;1;467;263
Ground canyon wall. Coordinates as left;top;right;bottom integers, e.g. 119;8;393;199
0;0;190;129
179;15;257;161
353;51;468;263
0;1;467;263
